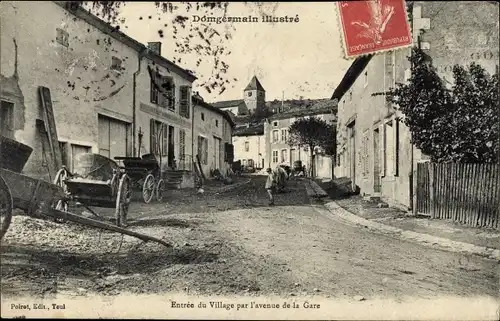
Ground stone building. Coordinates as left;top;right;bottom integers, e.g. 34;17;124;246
0;1;197;181
232;123;266;170
192;96;234;178
264;99;337;179
333;1;499;209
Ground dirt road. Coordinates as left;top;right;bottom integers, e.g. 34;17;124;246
1;176;498;300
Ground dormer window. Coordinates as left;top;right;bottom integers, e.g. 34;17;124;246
248;92;252;97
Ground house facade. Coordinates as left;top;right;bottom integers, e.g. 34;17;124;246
333;1;499;209
264;101;336;179
192;96;234;177
232;124;266;170
0;1;196;181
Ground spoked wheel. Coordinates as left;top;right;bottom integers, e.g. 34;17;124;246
142;174;155;204
115;174;131;227
0;175;13;240
53;167;70;212
156;179;165;202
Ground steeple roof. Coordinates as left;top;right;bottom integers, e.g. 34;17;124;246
244;76;265;92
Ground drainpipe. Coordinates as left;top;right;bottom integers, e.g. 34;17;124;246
191;100;195;172
133;47;148;157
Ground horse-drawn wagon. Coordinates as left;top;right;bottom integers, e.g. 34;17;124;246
0;135;168;246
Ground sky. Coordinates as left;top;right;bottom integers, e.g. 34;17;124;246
112;2;352;103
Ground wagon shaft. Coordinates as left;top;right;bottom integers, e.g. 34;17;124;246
47;207;171;247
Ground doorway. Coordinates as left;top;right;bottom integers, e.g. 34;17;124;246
347;121;356;192
373;128;381;193
213;136;221;169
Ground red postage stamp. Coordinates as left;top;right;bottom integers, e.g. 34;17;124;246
337;0;413;58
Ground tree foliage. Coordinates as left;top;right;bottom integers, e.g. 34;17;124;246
73;1;236;96
375;48;498;163
288;116;336;176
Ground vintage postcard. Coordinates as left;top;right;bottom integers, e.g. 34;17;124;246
0;1;499;320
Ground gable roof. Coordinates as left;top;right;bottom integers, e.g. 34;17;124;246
244;76;265;92
268;99;337;121
211;99;245;109
192;97;235;128
331;55;373;101
53;1;197;82
233;123;264;136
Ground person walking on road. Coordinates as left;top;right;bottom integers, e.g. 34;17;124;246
265;168;276;205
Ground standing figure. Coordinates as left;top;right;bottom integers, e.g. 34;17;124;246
274;165;287;193
265;168;276;205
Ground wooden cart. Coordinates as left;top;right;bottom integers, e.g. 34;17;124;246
54;153;132;227
0;137;168;246
114;154;165;204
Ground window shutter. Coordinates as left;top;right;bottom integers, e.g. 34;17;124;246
179;86;190;118
162;124;168;156
224;142;229;162
170;83;176;111
179;129;186;160
150;118;156;154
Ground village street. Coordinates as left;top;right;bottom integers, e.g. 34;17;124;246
1;176;497;301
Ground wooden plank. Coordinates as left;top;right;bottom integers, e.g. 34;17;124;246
39;87;63;176
478;164;489;227
457;163;466;224
482;164;493;228
464;164;473;225
429;163;435;218
469;164;478;226
436;163;443;219
452;163;460;222
493;165;500;229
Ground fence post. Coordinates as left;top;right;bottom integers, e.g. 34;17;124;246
429;163;435;218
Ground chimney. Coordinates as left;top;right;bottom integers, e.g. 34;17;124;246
147;42;162;55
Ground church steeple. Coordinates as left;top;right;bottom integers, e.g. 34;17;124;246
243;76;266;114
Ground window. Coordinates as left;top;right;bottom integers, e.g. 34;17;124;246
150;119;168;156
197;136;209;165
56;28;69;47
201;112;205;121
281;129;288;143
150;72;175;110
280;149;287;163
0;100;14;138
179;85;190;118
215;119;219;127
248;92;252;97
273;121;278;127
272;150;278;163
244;141;249;152
272;130;279;143
111;56;122;72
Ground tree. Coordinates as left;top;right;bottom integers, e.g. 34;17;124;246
374;48;498;163
288;116;336;178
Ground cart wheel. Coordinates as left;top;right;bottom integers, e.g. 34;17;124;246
0;175;13;240
142;174;155;204
115;174;131;227
53;168;70;212
156;179;165;202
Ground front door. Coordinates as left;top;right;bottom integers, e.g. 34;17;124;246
168;126;175;168
348;121;356;192
213;136;221;169
373;128;381;193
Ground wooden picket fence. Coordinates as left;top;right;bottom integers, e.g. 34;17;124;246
416;162;499;229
